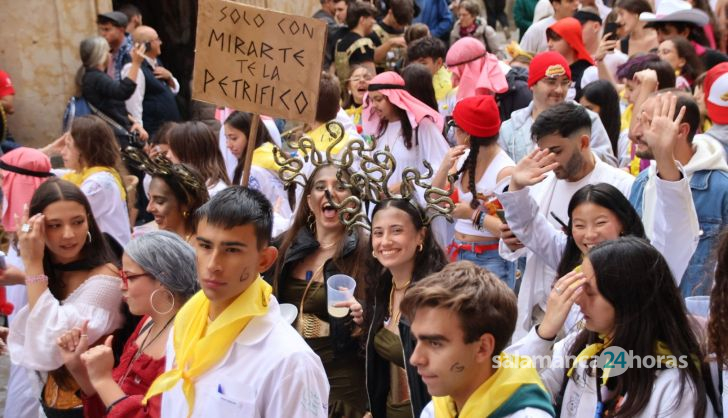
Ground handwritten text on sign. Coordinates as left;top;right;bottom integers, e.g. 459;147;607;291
193;0;326;122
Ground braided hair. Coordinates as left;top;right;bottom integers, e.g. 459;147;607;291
455;134;498;209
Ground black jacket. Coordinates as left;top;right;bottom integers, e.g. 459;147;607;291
496;66;532;123
365;277;430;418
81;68;136;131
139;61;181;137
267;227;362;355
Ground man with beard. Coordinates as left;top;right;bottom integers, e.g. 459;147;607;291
498;52;616;166
497;102;634;340
630;90;728;297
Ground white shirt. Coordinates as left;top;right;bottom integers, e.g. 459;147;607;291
497;156;634;340
160;297;329;418
121;59;180;125
218;117;283;181
371;119;449;189
519;17;555;54
9;275;124;371
80;171;132;246
207;179;229;197
507;328;715;418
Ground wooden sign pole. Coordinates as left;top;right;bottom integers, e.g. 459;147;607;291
241;113;261;187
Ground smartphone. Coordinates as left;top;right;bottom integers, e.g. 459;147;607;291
144;42;152;52
604;22;620;42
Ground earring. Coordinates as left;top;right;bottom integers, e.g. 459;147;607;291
417;243;424;252
182;211;189;218
87;231;92;244
307;213;316;234
372;250;377;258
150;288;175;315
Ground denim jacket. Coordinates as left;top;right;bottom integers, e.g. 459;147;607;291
631;168;728;296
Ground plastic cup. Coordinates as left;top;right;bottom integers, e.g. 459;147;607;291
327;274;356;318
685;296;710;319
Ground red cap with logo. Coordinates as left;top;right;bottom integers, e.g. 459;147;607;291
453;95;501;137
704;62;728;125
527;51;573;87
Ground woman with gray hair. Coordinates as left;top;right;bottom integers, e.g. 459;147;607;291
56;230;199;417
77;35;148;148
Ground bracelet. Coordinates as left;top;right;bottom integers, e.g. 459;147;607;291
25;274;48;285
105;395;130;414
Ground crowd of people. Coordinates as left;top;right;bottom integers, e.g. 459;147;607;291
1;0;728;416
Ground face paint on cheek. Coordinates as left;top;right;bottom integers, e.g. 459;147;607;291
240;267;250;283
450;362;465;373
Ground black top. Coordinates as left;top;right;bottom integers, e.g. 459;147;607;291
139;61;181;137
336;31;382;65
81;67;136;130
699;48;728;70
570;59;592;98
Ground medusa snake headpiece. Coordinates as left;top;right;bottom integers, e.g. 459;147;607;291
273;121;455;231
122;147;207;194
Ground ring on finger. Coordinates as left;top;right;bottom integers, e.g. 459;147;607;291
21;223;32;233
555;286;563;295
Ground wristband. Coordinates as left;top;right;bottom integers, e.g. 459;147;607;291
106;395;130;414
25;274;48;285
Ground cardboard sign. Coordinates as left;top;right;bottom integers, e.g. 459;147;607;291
193;0;326;122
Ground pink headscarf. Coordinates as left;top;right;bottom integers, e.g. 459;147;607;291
0;147;52;232
362;72;444;135
446;37;508;100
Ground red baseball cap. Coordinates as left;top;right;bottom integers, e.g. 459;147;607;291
704;62;728;125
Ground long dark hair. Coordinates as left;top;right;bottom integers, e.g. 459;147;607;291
455;134;499;209
402;64;439;113
70;116;128;187
709;230;728;367
376;102;418;150
272;164;370;297
224;111;274;185
556;184;645;278
579;81;622;157
29;178;120;390
568;237;707;418
167;121;231;188
667;36;704;84
363;198;448;332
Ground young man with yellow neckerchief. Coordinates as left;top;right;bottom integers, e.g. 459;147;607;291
143;187;329;417
401;261;555;418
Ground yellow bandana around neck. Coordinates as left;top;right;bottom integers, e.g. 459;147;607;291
433;66;454;103
306;123;350;155
252;142;282;173
345;105;363;126
432;354;547;418
142;276;272;417
567;339;685;385
63;166;126;201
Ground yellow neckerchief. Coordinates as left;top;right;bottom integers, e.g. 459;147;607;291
252;142;281;173
306;122;350;155
568;339;685;385
345;105;363;126
63;166;126;201
433;66;454;103
619;103;644;176
142;276;272;417
433;354;547;418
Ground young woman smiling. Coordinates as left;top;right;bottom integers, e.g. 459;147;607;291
57;231;199;418
271;163;371;417
342;65;374;131
509;237;711;417
363;198;448;418
8;178;124;417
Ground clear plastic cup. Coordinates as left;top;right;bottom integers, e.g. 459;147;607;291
685;296;710;319
326;274;356;318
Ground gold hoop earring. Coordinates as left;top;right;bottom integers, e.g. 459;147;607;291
307;213;316;234
150;288;175;315
417;243;424;252
87;231;92;244
372;250;377;258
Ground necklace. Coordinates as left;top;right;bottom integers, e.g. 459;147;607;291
319;241;337;250
119;316;175;385
388;278;412;323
